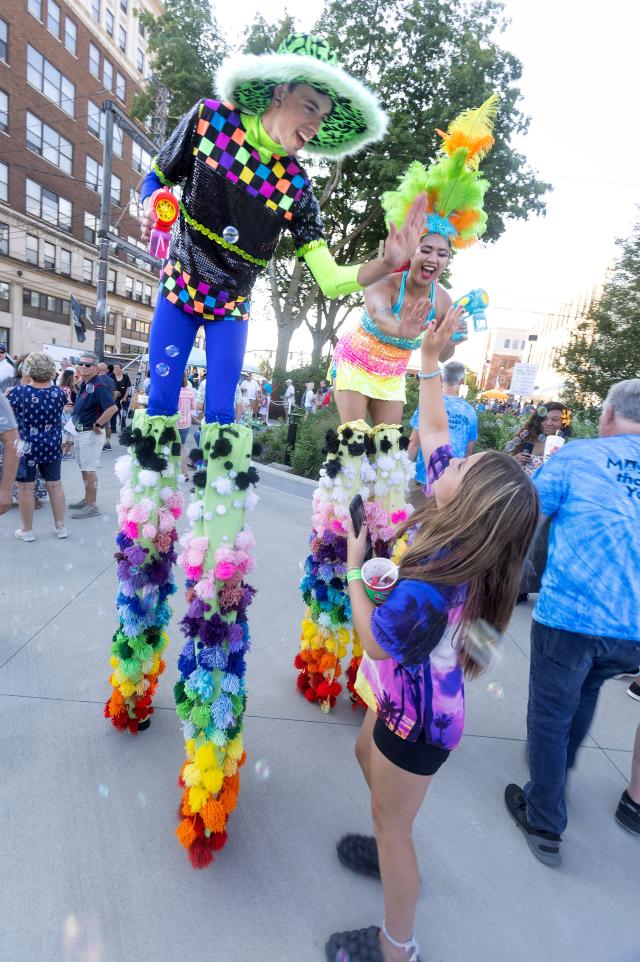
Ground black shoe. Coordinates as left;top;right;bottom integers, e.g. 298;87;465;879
504;783;561;866
137;717;151;731
337;834;380;879
627;681;640;702
615;790;640;835
516;593;529;605
613;667;640;679
104;442;112;450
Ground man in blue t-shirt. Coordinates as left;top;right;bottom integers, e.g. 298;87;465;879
69;352;118;519
504;379;640;865
408;361;478;487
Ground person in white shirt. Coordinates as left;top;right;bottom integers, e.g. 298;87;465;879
284;379;295;415
241;373;259;415
303;382;316;416
0;344;16;393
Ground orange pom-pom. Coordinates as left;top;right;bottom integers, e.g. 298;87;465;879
176;818;197;850
200;798;227;833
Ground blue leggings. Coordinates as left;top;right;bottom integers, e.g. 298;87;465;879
147;296;248;424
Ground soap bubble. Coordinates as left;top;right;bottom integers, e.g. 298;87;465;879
336;951;350;962
504;441;516;452
27;459;35;466
519;430;529;440
222;225;239;245
155;362;170;377
254;758;270;781
463;620;502;670
137;791;147;807
537;405;547;417
538;433;546;442
98;783;109;798
165;344;180;358
64;563;74;571
30;427;39;436
85;384;94;394
486;681;504;699
14;439;32;456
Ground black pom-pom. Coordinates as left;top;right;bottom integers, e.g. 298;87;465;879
323;430;340;454
189;448;204;463
252;441;263;457
399;435;410;450
379;437;392;453
325;458;341;478
234;471;250;490
193;470;207;488
247;466;259;485
119;426;133;446
364;434;377;456
159;426;175;445
212;437;233;458
347;441;366;456
341;426;354;441
137;451;167;472
171;442;181;456
224;460;233;470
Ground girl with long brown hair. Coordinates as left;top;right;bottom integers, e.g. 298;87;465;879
326;307;539;962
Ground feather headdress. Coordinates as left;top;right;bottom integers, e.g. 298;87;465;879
382;93;499;250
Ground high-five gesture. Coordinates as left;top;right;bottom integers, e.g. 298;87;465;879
397;297;432;341
382;193;427;272
421;305;466;359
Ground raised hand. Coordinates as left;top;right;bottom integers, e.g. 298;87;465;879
421;304;466;358
382;193;427;272
397;298;432;341
139;193;157;244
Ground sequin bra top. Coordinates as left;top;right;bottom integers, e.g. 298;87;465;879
360;272;436;350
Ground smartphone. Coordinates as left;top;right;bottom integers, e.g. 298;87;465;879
349;494;373;562
522;442;534;455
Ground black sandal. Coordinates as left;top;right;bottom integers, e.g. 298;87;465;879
337;834;380;879
325;926;382;962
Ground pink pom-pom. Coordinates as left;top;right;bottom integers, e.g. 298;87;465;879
142;523;157;540
123;520;139;539
391;509;408;525
214;561;237;581
235;529;255;552
129;503;151;524
194;571;216;600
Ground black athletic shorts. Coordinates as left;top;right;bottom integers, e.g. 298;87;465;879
18;458;61;484
373;717;450;776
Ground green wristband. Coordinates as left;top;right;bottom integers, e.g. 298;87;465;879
346;568;363;583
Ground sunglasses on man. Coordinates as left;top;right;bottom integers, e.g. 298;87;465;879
79;361;97;367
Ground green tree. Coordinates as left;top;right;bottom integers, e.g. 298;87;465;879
557;219;640;408
132;0;225;130
246;0;549;393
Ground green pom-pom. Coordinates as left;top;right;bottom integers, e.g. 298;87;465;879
190;705;211;729
176;700;192;721
174;680;186;704
119;657;142;680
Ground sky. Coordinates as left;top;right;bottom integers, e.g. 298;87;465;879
213;0;640;372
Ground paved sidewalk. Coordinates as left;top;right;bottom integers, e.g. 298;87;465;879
0;445;637;962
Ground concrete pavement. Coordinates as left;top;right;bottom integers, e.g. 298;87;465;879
0;443;637;962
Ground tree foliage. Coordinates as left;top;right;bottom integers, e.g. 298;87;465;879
556;218;640;408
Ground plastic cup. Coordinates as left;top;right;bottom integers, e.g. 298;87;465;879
543;434;565;459
149;228;170;260
361;558;399;605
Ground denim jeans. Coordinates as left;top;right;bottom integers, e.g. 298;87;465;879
524;619;640;836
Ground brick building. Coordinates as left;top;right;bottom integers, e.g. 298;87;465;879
475;325;527;391
0;0;162;362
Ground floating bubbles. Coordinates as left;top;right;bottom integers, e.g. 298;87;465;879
64;563;74;571
222;225;239;245
538;433;546;442
164;344;180;358
29;427;39;436
519;430;529;440
537;405;547;417
98;783;109;798
462;619;502;670
14;439;32;457
27;459;35;467
486;681;504;700
254;758;270;781
504;440;517;453
155;362;170;378
336;951;350;962
85;383;94;394
137;790;147;807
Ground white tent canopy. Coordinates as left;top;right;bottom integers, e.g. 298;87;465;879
138;347;258;373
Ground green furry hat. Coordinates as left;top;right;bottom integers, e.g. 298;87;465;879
216;33;387;159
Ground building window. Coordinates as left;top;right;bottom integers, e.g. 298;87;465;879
25;179;72;231
85;156;101;192
125;275;133;298
128;188;141;218
105;8;114;36
0;18;7;61
47;0;60;38
113;123;124;158
23;289;70;325
143;283;152;305
44;241;56;269
89;42;100;77
118;24;126;51
27;0;42;19
136;48;144;73
106;310;115;332
26;234;39;265
87;100;104;139
134;279;143;301
26;113;73;176
116;72;125;102
83;257;93;284
27;46;75;118
138;17;145;38
0;161;7;203
84;212;98;245
108;268;116;292
111;173;121;205
59;247;71;275
132;141;152;174
91;0;100;20
0;222;8;256
120;0;127;11
0;283;9;312
64;17;77;55
0;89;7;133
103;58;113;91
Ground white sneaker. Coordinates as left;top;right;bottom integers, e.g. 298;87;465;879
55;525;69;539
15;529;36;542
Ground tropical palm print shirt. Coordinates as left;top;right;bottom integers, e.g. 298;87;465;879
355;443;467;747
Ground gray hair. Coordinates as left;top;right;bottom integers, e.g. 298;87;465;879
604;379;640;423
24;351;56;383
442;361;466;386
80;351;99;364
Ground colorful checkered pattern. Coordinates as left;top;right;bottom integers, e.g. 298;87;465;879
194;100;308;220
160;260;250;321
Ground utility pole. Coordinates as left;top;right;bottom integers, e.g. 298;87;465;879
94;100;161;359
